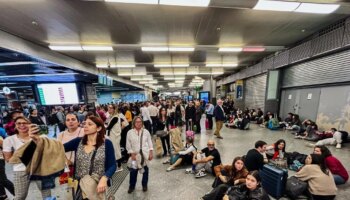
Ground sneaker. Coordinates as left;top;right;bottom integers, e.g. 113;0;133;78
162;159;170;164
116;167;123;172
166;167;174;172
336;143;342;149
185;168;195;174
195;170;207;178
306;143;315;148
216;136;223;139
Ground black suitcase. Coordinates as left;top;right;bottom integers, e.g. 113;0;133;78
260;164;288;199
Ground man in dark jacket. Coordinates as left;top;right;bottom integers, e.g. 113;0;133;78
213;99;225;139
185;101;196;131
245;140;268;171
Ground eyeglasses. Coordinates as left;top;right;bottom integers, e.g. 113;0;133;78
16;122;29;126
207;144;215;147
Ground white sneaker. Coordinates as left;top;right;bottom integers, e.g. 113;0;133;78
162;159;170;164
185;168;194;174
166;167;174;172
116;167;124;172
195;170;207;178
336;143;342;149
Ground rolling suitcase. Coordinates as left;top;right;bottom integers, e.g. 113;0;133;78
260;164;288;199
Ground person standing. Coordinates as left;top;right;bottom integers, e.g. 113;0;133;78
0;130;14;200
206;101;214;130
56;106;66;132
213;99;225;139
185;101;196;131
148;102;159;135
194;101;203;134
140;102;152;134
126;116;153;193
28;109;44;125
3;116;52;200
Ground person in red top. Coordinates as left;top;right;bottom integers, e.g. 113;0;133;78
314;145;349;185
96;105;107;122
266;139;286;160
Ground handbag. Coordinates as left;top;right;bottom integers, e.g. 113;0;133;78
227;185;248;200
156;130;168;138
285;176;308;199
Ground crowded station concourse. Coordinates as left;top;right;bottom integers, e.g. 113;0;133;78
1;0;350;200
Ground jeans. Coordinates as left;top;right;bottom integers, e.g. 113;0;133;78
333;174;346;185
129;166;149;189
0;159;14;197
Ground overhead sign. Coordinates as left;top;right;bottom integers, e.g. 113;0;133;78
2;87;11;95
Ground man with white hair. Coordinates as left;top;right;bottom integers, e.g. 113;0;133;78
213;99;225;139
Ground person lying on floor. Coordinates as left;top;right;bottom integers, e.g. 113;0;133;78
307;128;344;149
201;170;270;200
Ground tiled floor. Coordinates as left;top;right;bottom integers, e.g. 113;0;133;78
5;120;350;200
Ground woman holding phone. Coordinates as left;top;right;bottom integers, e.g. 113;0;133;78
2;116;52;200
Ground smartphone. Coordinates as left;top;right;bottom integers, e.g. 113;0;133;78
38;125;49;135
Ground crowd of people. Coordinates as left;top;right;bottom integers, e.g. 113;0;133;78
0;98;348;200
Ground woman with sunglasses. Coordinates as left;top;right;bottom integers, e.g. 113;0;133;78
3;116;52;200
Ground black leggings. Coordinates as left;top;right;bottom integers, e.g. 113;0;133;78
311;195;336;200
161;135;171;155
202;184;229;200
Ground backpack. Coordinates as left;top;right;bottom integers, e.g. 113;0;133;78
48;113;59;125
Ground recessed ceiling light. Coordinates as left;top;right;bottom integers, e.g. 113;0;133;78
172;64;190;67
82;46;113;51
159;0;210;7
0;62;39;66
168;47;195;52
218;47;243;52
49;45;82;51
114;64;136;68
243;47;265;52
253;0;300;12
142;47;169;52
295;3;340;14
104;0;158;4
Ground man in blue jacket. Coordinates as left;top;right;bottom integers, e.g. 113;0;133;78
213;99;225;139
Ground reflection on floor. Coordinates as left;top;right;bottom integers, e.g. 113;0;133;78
5;122;350;200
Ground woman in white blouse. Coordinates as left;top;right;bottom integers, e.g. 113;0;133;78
126;116;153;194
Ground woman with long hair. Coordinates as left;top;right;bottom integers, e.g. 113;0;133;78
166;136;196;171
212;156;249;187
157;107;171;157
266;139;286;160
106;104;128;172
202;170;270;200
295;154;337;200
28;109;44;125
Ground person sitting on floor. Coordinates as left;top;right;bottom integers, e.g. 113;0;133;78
212;156;249;188
294;154;337;200
166;137;197;172
244;140;268;171
266;139;286;160
286;114;302;131
267;114;280;130
280;113;293;128
188;139;222;178
201;170;270;200
314;145;348;185
260;112;271;128
295;119;318;141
